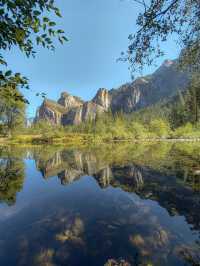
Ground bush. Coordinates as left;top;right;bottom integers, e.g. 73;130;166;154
129;122;147;139
173;123;198;138
148;119;171;138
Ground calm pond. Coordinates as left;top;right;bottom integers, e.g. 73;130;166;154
0;143;200;266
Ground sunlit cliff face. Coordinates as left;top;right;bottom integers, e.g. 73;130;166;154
57;92;83;110
92;88;111;110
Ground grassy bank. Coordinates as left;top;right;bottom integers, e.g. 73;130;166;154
2;132;200;146
3;133;90;146
3;115;200;145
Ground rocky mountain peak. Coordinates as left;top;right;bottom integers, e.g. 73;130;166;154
57;91;83;109
60;91;70;98
35;59;189;126
134;77;150;85
35;99;65;125
92;88;110;110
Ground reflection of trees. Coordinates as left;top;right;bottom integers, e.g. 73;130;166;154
0;158;25;205
170;161;200;192
174;244;200;266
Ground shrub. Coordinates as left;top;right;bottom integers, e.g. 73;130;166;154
148;119;171;138
173;123;196;138
129;122;147;139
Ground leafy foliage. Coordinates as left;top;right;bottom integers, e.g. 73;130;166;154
0;158;25;205
149;119;171;138
0;85;26;135
123;0;200;74
0;0;67;92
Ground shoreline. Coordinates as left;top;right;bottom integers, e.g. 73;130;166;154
1;135;200;145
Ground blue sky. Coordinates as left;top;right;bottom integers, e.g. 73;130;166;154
3;0;180;117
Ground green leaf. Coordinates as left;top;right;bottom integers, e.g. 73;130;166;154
62;36;69;42
55;10;62;17
46;37;51;44
43;17;49;23
49;21;56;27
15;73;21;77
5;70;12;77
59;37;63;44
43;23;47;31
15;29;25;42
33;10;41;16
36;36;41;45
57;29;65;34
7;2;16;9
0;58;7;66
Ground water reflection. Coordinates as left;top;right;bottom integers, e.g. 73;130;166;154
0;144;199;266
0;158;24;205
34;145;200;234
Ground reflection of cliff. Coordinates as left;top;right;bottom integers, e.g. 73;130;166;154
0;158;25;205
109;165;144;190
58;169;83;185
35;148;200;234
36;150;145;190
36;151;65;178
94;166;113;187
36;150;109;185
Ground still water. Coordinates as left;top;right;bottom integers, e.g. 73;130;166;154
0;143;199;266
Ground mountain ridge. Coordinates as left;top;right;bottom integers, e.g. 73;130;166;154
35;59;190;125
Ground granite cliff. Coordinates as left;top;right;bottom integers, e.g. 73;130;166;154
35;60;189;125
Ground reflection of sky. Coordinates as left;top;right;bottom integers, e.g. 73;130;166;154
0;203;28;221
127;192;198;243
